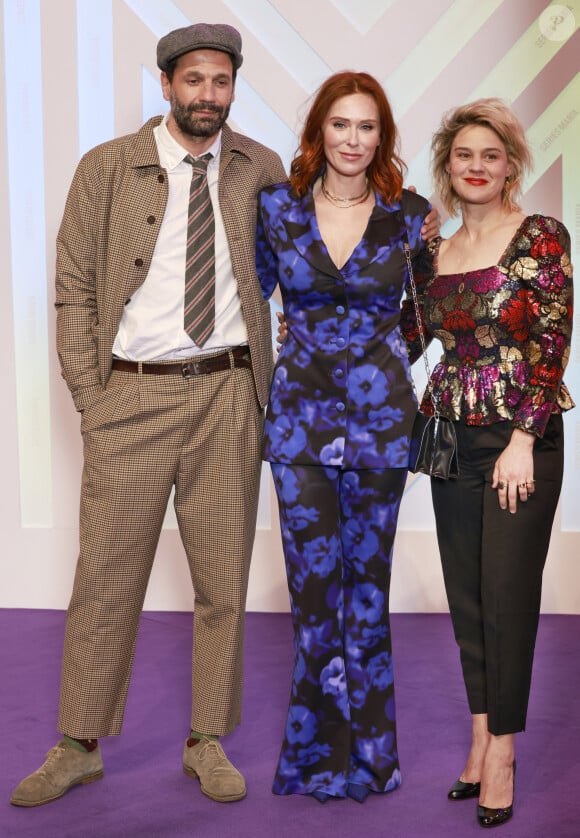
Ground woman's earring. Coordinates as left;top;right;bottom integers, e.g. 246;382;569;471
503;176;513;201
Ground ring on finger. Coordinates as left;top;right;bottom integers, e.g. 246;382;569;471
519;482;527;489
497;481;506;490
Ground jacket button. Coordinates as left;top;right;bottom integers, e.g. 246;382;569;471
147;215;155;224
135;258;144;267
158;174;165;183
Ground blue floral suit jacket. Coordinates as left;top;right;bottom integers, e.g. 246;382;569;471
256;183;434;469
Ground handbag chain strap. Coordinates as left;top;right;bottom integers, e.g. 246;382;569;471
403;240;439;417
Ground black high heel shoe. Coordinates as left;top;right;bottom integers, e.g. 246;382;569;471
477;760;516;828
448;778;481;800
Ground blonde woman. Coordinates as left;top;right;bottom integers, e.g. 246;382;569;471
402;98;574;828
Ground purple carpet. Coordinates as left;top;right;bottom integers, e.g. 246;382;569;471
1;610;578;837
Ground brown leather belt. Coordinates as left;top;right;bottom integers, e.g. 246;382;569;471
111;346;251;377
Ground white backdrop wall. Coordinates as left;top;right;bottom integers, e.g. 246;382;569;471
0;0;578;613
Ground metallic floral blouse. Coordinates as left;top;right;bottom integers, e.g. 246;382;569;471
401;214;574;437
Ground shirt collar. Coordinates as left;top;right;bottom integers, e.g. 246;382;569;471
154;114;222;171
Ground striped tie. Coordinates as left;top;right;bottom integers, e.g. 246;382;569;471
184;153;215;346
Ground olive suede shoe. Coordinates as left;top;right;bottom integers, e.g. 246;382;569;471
10;740;104;807
183;737;246;802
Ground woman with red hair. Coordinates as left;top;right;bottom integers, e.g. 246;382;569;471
256;72;437;802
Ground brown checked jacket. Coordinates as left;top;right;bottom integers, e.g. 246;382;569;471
55;116;286;411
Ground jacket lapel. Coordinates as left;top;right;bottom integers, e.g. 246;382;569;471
280;190;404;276
281;190;343;280
352;195;403;270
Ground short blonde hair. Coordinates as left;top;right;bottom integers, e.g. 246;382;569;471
431;98;533;216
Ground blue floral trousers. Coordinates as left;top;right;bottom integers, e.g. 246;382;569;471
271;463;407;798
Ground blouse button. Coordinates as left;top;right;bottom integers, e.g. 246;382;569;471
336;305;345;315
336;402;346;412
336;337;346;348
334;368;344;378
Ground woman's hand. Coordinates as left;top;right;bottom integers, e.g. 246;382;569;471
421;206;441;242
275;311;288;351
407;185;441;241
491;429;536;513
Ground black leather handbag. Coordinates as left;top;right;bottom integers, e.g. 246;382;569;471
409;409;459;479
404;241;459;480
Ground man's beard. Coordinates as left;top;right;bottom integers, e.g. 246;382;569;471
171;95;231;138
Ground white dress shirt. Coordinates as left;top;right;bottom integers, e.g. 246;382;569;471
112;115;249;360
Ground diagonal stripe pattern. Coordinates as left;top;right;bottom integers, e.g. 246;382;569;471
184;153;215;346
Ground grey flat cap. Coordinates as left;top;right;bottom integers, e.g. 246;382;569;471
157;23;243;71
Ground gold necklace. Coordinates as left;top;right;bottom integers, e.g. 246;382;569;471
320;176;370;208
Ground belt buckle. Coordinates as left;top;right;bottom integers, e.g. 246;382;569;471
181;360;200;378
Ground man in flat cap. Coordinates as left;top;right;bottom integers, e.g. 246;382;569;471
11;22;285;807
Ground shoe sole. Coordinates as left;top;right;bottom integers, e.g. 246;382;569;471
183;766;247;802
10;771;104;807
448;789;480;800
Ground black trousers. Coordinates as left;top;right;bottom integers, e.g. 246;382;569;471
431;415;564;735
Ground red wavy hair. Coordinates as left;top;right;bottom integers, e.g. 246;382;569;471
290;71;406;202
